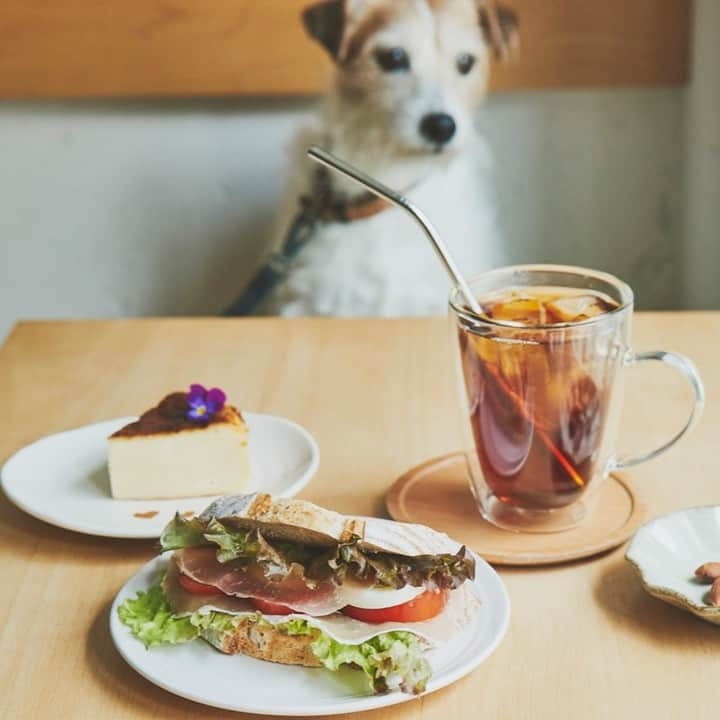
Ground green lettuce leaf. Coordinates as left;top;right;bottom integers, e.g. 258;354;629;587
117;584;199;648
118;583;431;695
161;517;322;582
335;541;474;591
189;609;246;648
161;516;277;567
280;617;314;636
309;629;431;695
117;582;247;648
160;511;473;591
159;514;207;552
259;618;431;694
202;518;259;563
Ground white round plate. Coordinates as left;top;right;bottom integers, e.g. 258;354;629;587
1;414;319;539
110;552;510;716
626;505;720;625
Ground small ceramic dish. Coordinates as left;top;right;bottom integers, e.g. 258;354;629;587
625;506;720;625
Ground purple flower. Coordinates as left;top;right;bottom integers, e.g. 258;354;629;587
186;384;226;422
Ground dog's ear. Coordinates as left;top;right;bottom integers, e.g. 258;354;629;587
303;0;379;63
477;1;519;61
303;0;348;61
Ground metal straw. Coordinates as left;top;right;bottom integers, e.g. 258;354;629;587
307;145;483;315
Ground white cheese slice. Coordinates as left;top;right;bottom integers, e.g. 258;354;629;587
189;581;480;646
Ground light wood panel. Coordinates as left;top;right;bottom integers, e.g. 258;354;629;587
0;0;691;98
0;314;717;719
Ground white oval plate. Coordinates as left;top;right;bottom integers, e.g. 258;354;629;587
109;552;510;716
1;414;319;539
625;505;720;625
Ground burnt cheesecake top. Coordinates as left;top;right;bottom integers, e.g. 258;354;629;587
111;392;243;439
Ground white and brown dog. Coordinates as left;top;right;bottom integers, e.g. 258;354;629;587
262;0;517;316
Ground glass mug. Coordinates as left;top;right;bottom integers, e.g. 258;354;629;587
449;265;705;533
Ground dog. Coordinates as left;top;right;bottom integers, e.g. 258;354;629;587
259;0;518;317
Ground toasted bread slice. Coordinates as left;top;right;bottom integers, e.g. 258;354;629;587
199;493;364;547
200;619;322;667
197;493;461;556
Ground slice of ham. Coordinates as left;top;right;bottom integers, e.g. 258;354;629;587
174;547;348;616
163;559;254;616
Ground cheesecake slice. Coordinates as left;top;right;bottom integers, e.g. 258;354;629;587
108;392;250;500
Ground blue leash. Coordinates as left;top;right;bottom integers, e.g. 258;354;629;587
223;207;317;316
224;165;384;316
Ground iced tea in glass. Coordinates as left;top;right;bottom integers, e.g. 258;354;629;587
450;266;704;532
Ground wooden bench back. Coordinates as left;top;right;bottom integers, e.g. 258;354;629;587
0;0;690;98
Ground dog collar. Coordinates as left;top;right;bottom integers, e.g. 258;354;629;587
301;166;394;223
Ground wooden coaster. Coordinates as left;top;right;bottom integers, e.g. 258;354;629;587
386;452;647;566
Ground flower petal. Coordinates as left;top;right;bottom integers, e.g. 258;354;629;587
206;388;226;410
188;384;207;401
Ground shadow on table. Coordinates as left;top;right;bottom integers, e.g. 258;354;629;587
0;488;152;564
593;561;720;647
86;598;245;718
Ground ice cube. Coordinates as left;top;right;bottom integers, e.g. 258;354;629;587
546;295;609;323
486;296;547;325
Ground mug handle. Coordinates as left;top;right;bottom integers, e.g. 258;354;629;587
611;350;705;471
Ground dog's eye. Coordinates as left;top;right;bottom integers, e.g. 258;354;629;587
374;47;411;73
456;53;476;75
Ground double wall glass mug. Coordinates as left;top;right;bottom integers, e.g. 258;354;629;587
450;265;705;533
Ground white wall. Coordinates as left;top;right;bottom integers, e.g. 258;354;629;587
0;88;688;340
0;99;313;338
476;89;685;309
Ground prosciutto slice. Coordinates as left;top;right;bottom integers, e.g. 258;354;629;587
163;559;253;616
174;547;348;616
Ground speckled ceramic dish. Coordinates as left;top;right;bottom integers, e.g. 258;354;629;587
625;506;720;625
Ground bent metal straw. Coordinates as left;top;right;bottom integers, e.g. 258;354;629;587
307;146;589;488
306;145;484;316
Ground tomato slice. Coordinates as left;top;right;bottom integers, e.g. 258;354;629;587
341;589;449;624
251;597;296;615
177;573;223;595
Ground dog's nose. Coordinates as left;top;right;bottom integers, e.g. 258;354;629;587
419;113;456;145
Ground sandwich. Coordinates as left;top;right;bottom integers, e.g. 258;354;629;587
118;493;480;695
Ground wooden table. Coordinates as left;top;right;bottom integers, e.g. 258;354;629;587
1;316;718;719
